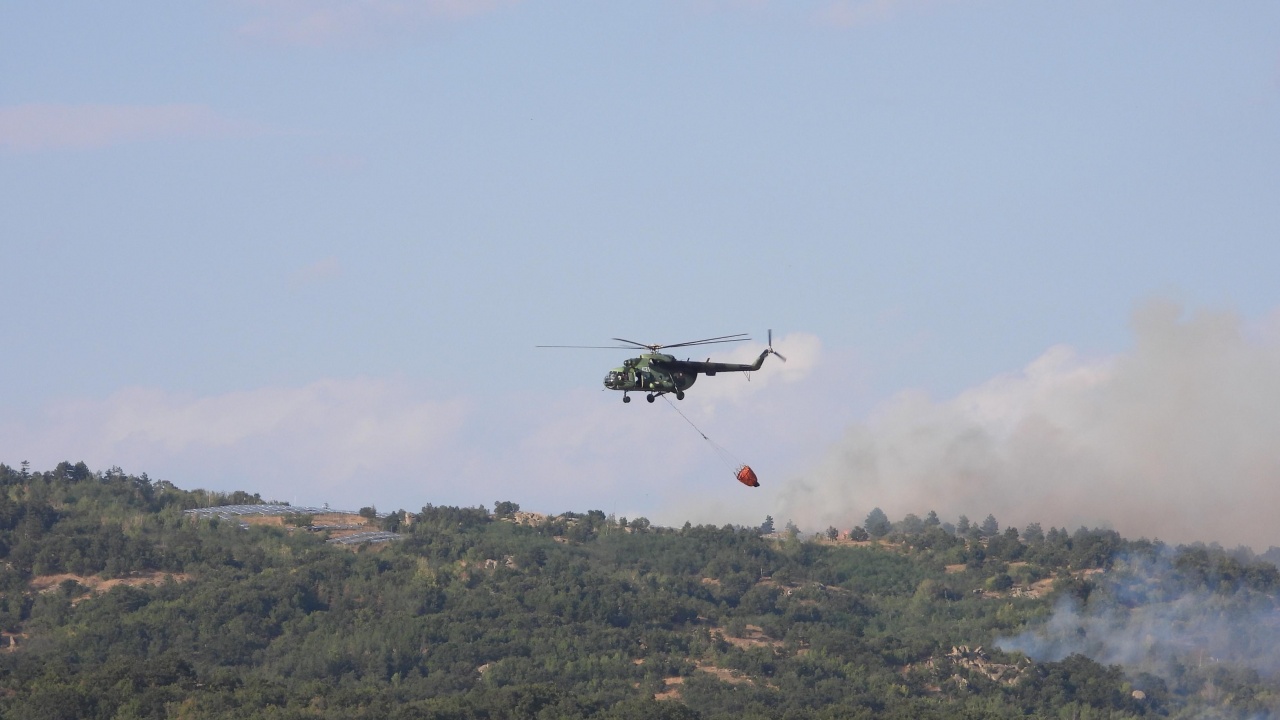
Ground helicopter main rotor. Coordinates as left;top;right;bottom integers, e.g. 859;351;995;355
610;333;750;353
537;333;750;352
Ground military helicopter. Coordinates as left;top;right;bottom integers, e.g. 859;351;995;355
539;331;786;403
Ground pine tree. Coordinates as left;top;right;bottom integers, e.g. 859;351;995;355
864;508;891;538
980;514;1000;538
760;515;775;534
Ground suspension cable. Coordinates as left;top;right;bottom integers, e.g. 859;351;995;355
661;395;743;470
661;394;708;440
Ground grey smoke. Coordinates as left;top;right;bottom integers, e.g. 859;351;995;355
997;551;1280;681
782;300;1280;548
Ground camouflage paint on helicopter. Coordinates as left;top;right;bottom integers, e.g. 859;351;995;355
541;332;786;404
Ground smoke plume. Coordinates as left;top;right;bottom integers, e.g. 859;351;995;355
997;550;1280;682
782;300;1280;549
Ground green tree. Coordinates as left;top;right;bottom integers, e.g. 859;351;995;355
980;514;1000;537
1022;521;1044;544
865;508;891;538
897;513;925;536
5;461;1274;720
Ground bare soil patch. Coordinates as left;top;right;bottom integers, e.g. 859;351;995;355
241;515;286;527
696;662;754;685
30;571;190;596
1;632;27;653
711;624;781;650
654;676;684;701
1023;577;1056;598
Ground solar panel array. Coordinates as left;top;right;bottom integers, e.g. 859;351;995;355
327;531;404;545
183;504;355;520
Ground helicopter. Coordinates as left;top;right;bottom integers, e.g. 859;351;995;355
539;330;786;403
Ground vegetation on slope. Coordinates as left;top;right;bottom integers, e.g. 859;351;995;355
2;462;1278;719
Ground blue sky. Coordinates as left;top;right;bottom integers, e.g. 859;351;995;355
4;1;1280;546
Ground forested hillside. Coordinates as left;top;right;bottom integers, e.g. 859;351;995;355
2;462;1279;719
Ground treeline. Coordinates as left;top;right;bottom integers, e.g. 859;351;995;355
0;463;1277;719
843;505;1280;595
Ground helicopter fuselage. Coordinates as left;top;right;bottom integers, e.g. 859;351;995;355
603;350;773;398
604;353;696;394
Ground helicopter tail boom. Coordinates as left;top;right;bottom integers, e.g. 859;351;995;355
662;348;775;375
667;330;785;375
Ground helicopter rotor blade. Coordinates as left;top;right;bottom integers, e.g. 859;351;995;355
767;329;787;362
660;333;751;350
536;345;638;349
543;332;752;353
661;337;751;350
610;338;657;350
666;333;749;345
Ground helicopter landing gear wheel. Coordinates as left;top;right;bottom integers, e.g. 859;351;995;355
676;390;685;400
646;394;655;403
623;395;631;403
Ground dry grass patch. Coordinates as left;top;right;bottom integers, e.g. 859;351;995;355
696;662;754;685
31;571;191;594
29;571;191;605
1;632;28;653
1023;577;1056;598
241;515;286;527
654;676;684;701
711;624;781;650
311;512;373;526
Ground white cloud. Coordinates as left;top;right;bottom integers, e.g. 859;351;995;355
781;300;1280;549
3;378;468;508
0;338;828;518
234;0;522;46
672;331;822;408
0;104;246;152
21;304;1280;552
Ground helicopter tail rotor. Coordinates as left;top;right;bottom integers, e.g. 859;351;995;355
767;329;787;363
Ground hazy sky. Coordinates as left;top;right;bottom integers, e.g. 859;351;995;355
3;2;1279;546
